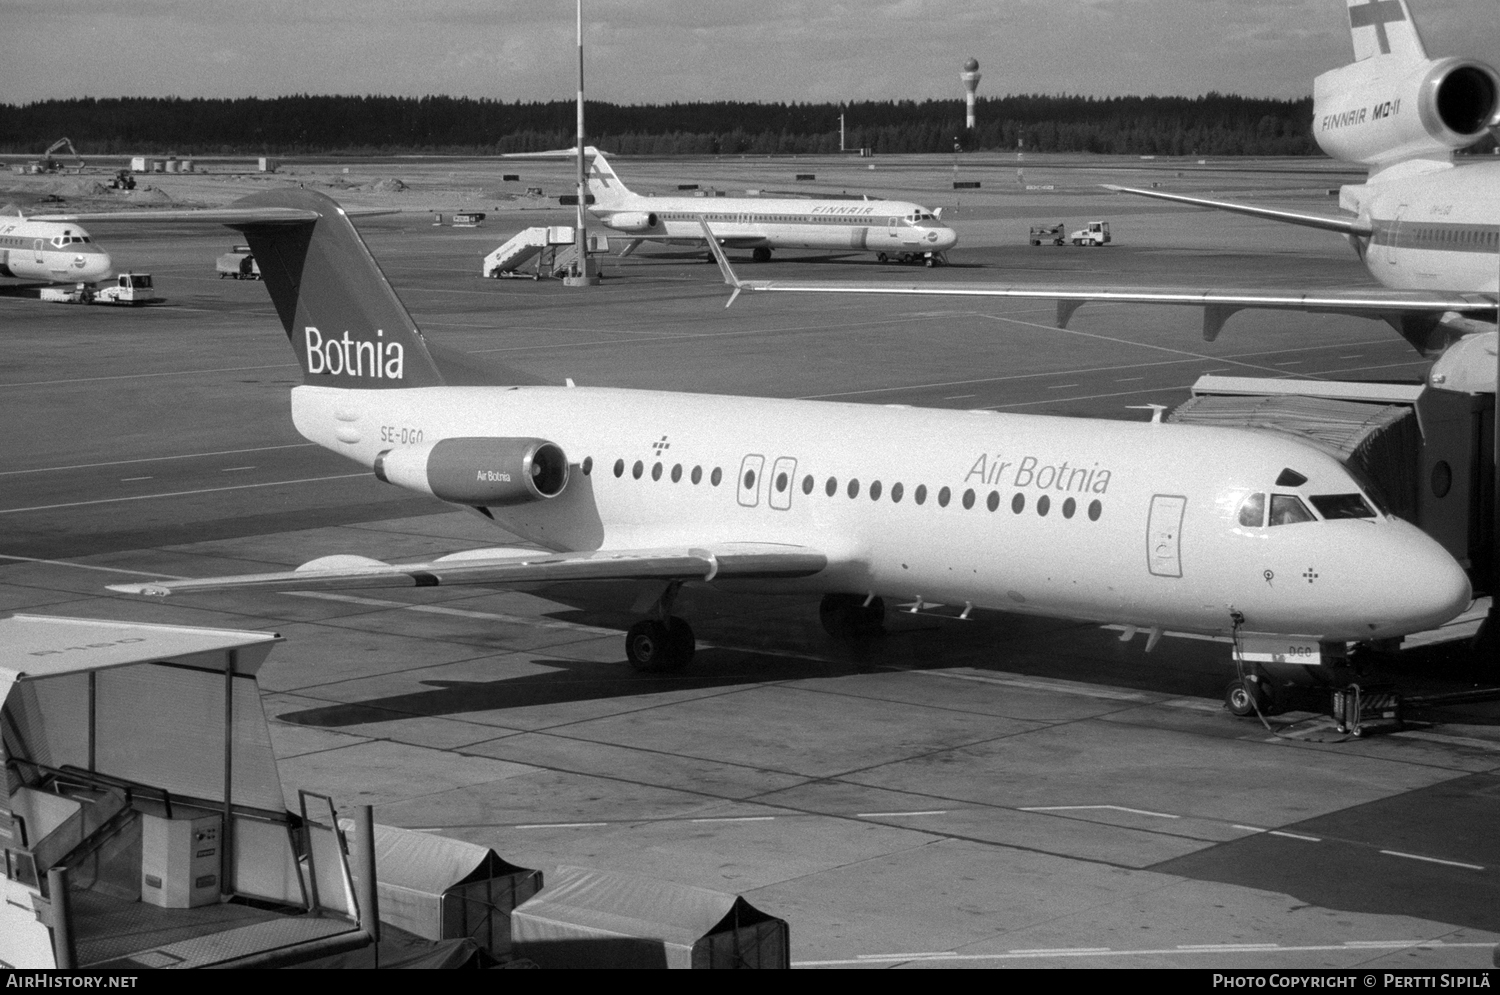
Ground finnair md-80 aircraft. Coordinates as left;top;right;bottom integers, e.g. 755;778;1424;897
721;0;1499;362
109;189;1469;713
0;212;112;285
570;147;958;264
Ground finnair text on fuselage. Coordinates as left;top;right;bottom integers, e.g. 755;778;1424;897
304;326;406;379
1320;98;1401;132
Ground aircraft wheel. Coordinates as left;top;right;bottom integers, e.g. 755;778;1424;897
820;594;886;640
626;618;695;672
626;619;671;672
1224;677;1270;717
1030;240;1039;246
876;252;889;263
1073;239;1082;246
752;247;771;263
925;256;935;267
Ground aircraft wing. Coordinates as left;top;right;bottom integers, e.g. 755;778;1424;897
699;220;1494;348
107;542;829;596
28;206;396;223
1102;184;1374;237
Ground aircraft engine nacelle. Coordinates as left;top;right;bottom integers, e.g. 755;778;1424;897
1313;56;1500;169
604;211;659;232
374;437;570;506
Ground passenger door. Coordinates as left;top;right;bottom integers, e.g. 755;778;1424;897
768;457;798;510
1147;494;1186;578
737;454;765;507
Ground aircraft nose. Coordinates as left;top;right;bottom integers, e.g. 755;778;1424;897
938;227;958;249
1365;522;1471;636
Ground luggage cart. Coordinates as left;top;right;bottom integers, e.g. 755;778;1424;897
1332;683;1403;737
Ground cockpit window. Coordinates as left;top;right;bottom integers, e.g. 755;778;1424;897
1275;468;1308;487
1236;492;1266;527
1269;493;1315;526
1309;493;1376;520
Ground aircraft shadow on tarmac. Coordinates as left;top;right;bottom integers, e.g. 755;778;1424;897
272;580;1492;730
1153;772;1500;934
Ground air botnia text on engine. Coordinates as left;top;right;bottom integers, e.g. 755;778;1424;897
374;437;570;505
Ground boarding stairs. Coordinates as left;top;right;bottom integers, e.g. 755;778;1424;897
482;227;611;280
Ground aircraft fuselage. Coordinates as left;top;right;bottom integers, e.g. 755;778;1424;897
0;218;112;284
291;382;1470;646
1355;162;1500;293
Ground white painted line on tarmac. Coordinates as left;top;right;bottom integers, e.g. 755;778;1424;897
1009;947;1111;955
855;810;948;818
0;554;186;579
0;473;369;515
1232;824;1321;842
1380;849;1484;871
2;362;297;389
284;591;617;636
794;939;1495;966
919;669;1150;702
1393;730;1500;752
1021;804;1179;819
120;476;153;482
1046;383;1081;389
220;465;256;472
513;822;607;830
689;816;776;824
0;443;315;476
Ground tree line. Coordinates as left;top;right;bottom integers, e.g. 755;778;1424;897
0;94;1322;157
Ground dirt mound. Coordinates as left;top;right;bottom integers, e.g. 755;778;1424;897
124;186;174;204
368;178;408;193
42;179;110;197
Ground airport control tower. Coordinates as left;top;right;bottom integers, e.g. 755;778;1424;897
960;57;981;130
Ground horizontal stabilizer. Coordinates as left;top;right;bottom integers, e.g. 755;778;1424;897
107;542;830;596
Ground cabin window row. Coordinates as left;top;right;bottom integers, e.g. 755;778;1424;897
797;474;1102;521
591;458;1103;520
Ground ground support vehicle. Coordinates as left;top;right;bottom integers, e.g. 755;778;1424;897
217;245;260;280
1029;224;1066;246
1071;221;1112;246
39;272;155;305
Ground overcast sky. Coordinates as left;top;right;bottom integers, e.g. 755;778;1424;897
3;1;1493;106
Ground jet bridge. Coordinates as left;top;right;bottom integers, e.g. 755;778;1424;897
0;615;372;969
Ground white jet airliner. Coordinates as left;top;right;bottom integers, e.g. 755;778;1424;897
715;0;1500;363
0;212;113;285
108;188;1470;714
529;147;958;265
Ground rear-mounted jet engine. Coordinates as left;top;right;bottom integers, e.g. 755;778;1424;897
374;437;570;505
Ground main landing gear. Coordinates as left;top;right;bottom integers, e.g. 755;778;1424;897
819;593;886;640
752;247;772;263
625;617;695;672
625;580;696;673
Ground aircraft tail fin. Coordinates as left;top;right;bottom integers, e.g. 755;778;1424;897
225;189;543;389
1347;0;1427;63
585;148;633;209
